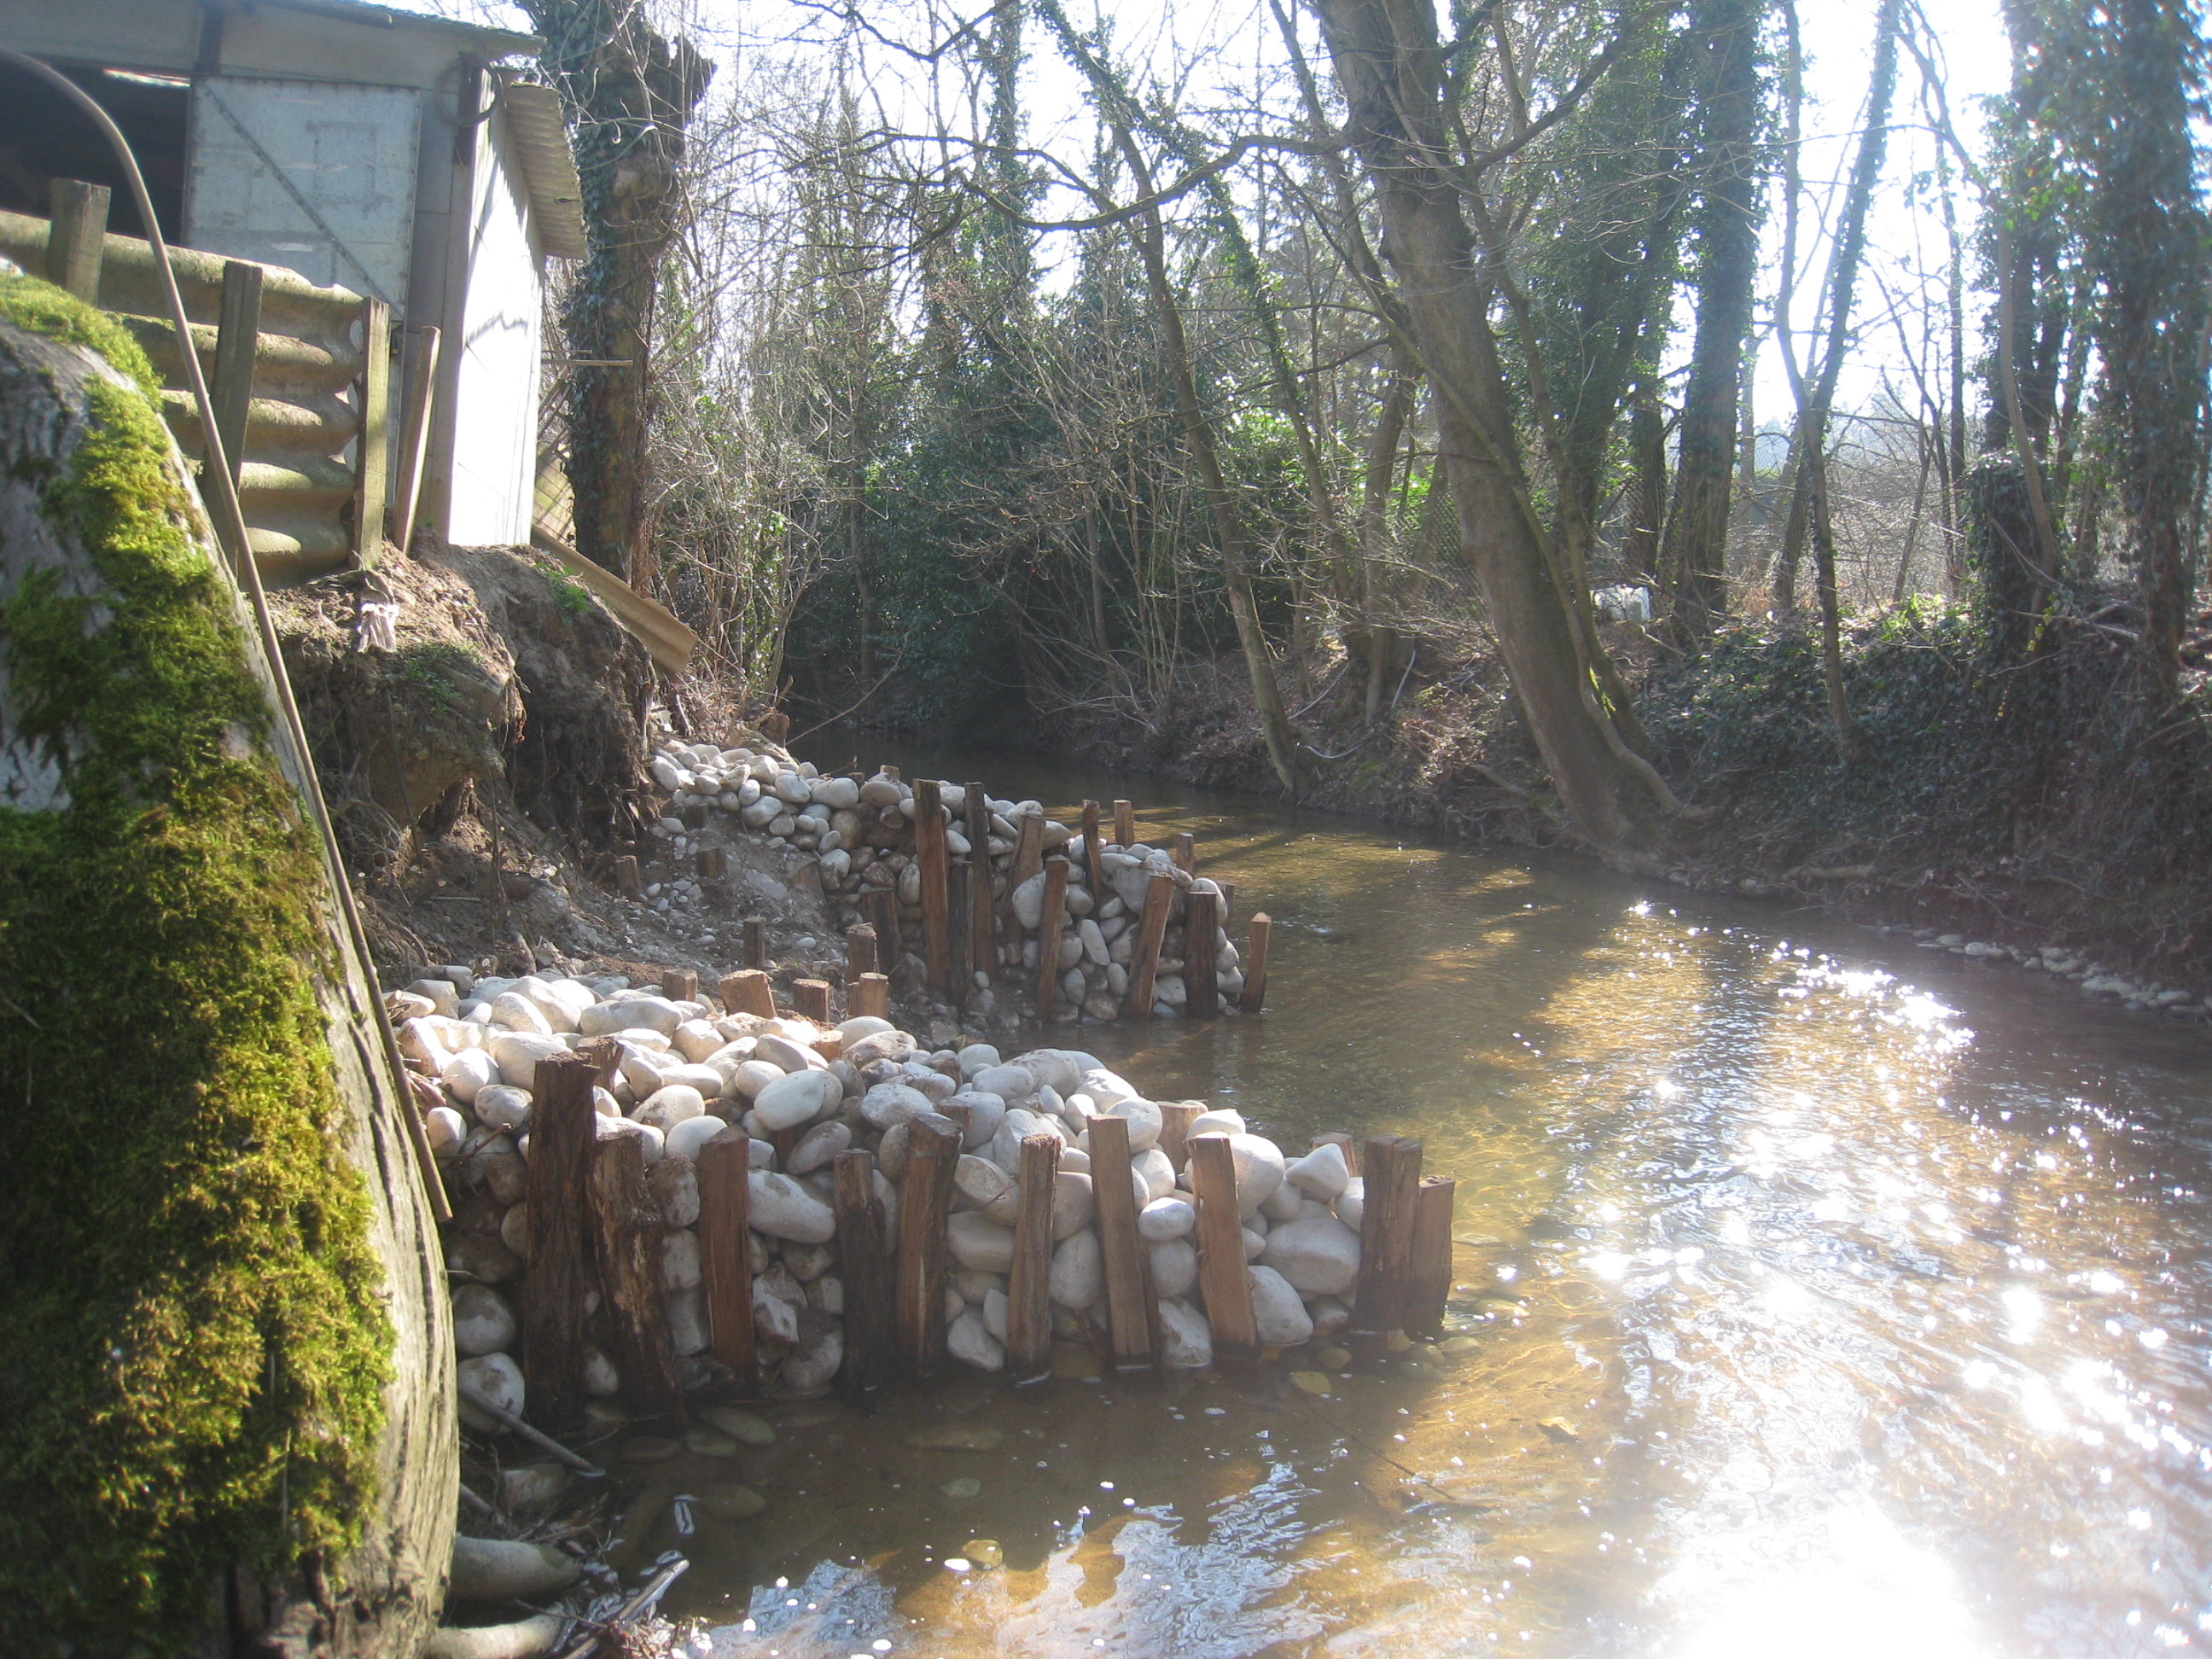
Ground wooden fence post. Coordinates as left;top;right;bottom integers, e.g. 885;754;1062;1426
1185;890;1220;1019
521;1052;598;1430
1010;807;1045;896
1348;1135;1422;1370
614;854;643;897
1113;800;1135;847
1080;800;1105;894
833;1150;894;1411
697;1134;756;1389
393;325;440;555
1406;1177;1457;1340
868;888;900;963
210;260;262;488
44;178;108;302
719;969;775;1020
661;969;697;1003
742;918;770;971
1158;1102;1205;1171
846;924;879;980
1121;871;1173;1019
1086;1114;1154;1373
915;780;952;997
1240;913;1272;1013
695;846;728;881
966;783;996;978
793;979;832;1023
353;298;390;562
1006;1133;1061;1382
588;1135;683;1416
1033;856;1071;1015
852;973;890;1019
1172;831;1196;873
1187;1134;1257;1365
894;1111;961;1379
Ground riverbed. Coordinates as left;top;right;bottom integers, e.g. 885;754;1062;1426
661;734;2212;1657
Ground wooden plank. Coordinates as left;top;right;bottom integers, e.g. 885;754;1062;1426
1080;800;1105;896
1239;913;1272;1013
846;924;879;980
1187;1134;1257;1364
1172;831;1196;873
661;969;697;1003
354;297;391;562
852;973;890;1020
966;783;996;978
742;918;771;971
1113;799;1135;847
833;1149;894;1411
1033;856;1071;1016
393;325;440;555
696;1134;756;1388
1216;880;1235;928
1005;1132;1061;1382
44;178;108;302
793;979;832;1023
1086;1114;1153;1372
696;846;728;881
1406;1177;1457;1340
894;1110;962;1380
588;1133;684;1416
614;854;643;896
914;779;952;997
1121;870;1173;1019
1158;1102;1205;1171
1185;889;1220;1019
719;969;775;1020
868;888;901;963
209;260;262;486
1009;807;1045;895
1348;1135;1422;1371
520;1051;599;1431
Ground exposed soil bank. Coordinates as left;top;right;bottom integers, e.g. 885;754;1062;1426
894;600;2212;1012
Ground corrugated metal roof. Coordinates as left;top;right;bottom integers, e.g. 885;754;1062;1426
259;0;543;55
498;79;590;262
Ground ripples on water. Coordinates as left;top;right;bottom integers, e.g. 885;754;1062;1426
661;736;2212;1656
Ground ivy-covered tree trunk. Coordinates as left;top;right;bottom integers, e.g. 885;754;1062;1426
526;0;712;587
0;282;454;1656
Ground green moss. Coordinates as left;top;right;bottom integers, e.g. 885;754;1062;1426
0;288;391;1653
0;272;160;394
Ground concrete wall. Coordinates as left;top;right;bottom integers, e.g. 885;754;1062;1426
444;103;544;547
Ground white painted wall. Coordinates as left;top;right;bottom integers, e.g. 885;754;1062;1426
444;107;544;547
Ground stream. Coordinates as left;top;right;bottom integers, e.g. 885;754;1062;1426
661;733;2212;1657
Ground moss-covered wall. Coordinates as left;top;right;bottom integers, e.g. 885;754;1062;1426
0;276;393;1654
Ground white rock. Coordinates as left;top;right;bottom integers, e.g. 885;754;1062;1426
1248;1266;1315;1346
1285;1141;1351;1200
861;1081;934;1129
579;997;684;1038
947;1212;1016;1273
752;1286;800;1348
955;1154;1014;1213
667;1287;709;1356
971;1064;1037;1102
810;775;860;809
443;1048;499;1104
731;1058;784;1100
1334;1179;1365;1231
1010;872;1048;931
754;1068;841;1131
473;1084;533;1132
1132;1146;1177;1202
1147;1238;1198;1299
1188;1108;1246;1138
783;1238;836;1282
1226;1133;1287;1214
665;1115;732;1162
1078;1065;1140;1106
1137;1195;1196;1241
948;1308;1006;1372
1052;1170;1096;1241
983;1285;1010;1342
489;991;553;1037
748;1171;836;1243
661;1227;703;1290
1050;1229;1103;1309
787;1120;851;1174
1157;1298;1213;1369
452;1284;518;1356
456;1353;524;1429
596;1115;665;1165
649;1155;701;1226
1309;1295;1352;1338
488;1032;567;1087
1260;1214;1362;1295
1102;1095;1163;1152
426;1106;469;1156
583;1344;620;1396
954;1091;1007;1151
515;977;579;1033
1260;1181;1306;1222
634;1085;706;1132
673;1019;724;1062
783;1319;844;1394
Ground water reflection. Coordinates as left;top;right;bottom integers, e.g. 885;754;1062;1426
658;733;2212;1655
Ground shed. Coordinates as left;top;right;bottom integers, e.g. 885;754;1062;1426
0;0;585;568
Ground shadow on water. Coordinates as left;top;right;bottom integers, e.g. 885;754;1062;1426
637;731;2212;1657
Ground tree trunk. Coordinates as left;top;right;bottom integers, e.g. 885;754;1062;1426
1314;0;1662;847
0;305;451;1653
1660;0;1765;643
1359;346;1417;721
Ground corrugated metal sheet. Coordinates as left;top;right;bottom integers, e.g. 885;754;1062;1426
497;81;588;261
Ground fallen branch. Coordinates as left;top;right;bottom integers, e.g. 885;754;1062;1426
457;1382;606;1479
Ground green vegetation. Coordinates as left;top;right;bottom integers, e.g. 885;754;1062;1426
0;279;390;1654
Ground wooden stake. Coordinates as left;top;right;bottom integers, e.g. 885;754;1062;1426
1033;856;1071;1015
966;783;996;978
1113;799;1135;847
1158;1102;1205;1171
847;923;879;979
868;888;900;963
719;969;775;1020
1216;880;1235;927
521;1052;598;1430
1006;1133;1061;1382
661;969;698;1003
587;1134;684;1416
210;260;262;488
792;979;832;1023
852;973;890;1020
1348;1135;1422;1371
393;324;441;555
1010;807;1045;895
1086;1114;1154;1372
695;846;728;881
354;297;390;561
1080;800;1105;894
894;1111;962;1379
915;780;952;997
946;869;970;1011
1239;913;1272;1013
833;1149;894;1410
1172;831;1196;873
614;854;643;897
697;1134;756;1388
742;917;770;970
44;178;109;302
1406;1178;1457;1340
1121;871;1173;1019
1185;890;1220;1019
1187;1134;1257;1364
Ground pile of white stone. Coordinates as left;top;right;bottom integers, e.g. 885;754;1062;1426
392;973;1361;1416
643;739;1245;1018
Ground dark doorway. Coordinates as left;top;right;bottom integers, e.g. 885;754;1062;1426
0;63;189;242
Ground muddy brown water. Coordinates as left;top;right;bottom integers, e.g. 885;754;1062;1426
648;735;2212;1657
